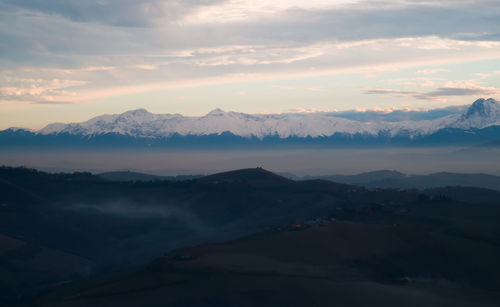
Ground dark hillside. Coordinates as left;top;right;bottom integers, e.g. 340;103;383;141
1;166;500;306
38;213;500;307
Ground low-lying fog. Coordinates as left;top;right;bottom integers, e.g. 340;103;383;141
1;146;499;176
70;202;215;236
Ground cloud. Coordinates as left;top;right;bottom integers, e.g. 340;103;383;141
1;0;500;111
178;0;500;44
305;86;325;92
134;64;158;70
3;35;498;107
80;66;116;72
0;76;87;104
2;0;500;63
424;86;499;97
281;108;339;114
283;105;469;122
365;81;500;101
31;100;79;105
0;0;221;27
181;0;357;24
473;70;500;79
365;88;418;96
416;69;449;75
275;85;326;92
387;77;439;88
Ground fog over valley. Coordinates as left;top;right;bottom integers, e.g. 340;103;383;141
1;146;500;176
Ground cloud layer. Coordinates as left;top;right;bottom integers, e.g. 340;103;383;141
1;0;500;128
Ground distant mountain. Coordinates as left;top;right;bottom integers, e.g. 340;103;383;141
1;98;500;147
98;171;165;181
312;170;500;192
102;169;500;193
97;171;202;182
310;170;407;185
423;186;500;205
201;167;294;187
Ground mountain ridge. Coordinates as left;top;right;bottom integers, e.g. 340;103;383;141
1;98;499;147
23;98;500;138
96;168;500;192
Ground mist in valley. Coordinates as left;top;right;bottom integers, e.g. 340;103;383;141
1;146;499;176
68;201;214;236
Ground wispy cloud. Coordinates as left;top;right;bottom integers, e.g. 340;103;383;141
416;69;449;75
275;85;326;92
473;70;500;79
424;85;499;97
0;77;87;104
387;77;441;88
264;108;339;114
365;81;500;102
365;88;418;96
1;0;500;128
31;100;80;105
134;64;158;70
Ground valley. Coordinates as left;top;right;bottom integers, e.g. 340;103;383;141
1;166;499;306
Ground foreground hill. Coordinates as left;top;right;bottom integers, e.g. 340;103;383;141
38;201;500;307
1;166;500;305
0;234;90;301
0;166;403;303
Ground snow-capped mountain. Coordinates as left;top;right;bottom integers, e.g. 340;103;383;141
36;98;500;139
2;98;499;148
452;98;500;129
38;108;380;139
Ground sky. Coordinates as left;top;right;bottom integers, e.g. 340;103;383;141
1;0;500;130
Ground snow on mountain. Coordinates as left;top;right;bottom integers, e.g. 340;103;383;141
3;127;35;133
38;109;382;138
37;98;500;139
450;98;500;129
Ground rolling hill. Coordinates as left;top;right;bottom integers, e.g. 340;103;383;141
1;166;500;306
37;201;500;306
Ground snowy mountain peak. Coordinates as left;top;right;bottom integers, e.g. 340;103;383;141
453;98;500;129
464;98;499;119
5;127;33;132
120;108;151;117
32;98;500;139
207;108;226;116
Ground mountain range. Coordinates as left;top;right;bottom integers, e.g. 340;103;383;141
95;169;500;193
302;170;500;193
1;98;499;147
